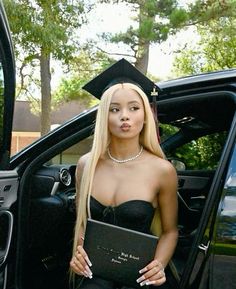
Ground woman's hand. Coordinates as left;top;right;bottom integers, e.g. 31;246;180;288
70;245;93;279
136;259;166;287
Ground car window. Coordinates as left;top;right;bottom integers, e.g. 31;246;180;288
50;135;93;165
10;100;87;157
166;130;228;170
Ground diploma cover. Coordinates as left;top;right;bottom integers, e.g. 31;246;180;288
84;219;158;288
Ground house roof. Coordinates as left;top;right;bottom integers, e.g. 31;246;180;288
13;100;86;132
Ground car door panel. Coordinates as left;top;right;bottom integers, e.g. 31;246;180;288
0;171;18;266
0;171;18;210
23;166;75;289
172;170;215;277
0;171;18;289
177;170;215;233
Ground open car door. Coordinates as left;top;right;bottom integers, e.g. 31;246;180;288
0;2;17;289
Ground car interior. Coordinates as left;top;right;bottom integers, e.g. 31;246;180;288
9;89;236;289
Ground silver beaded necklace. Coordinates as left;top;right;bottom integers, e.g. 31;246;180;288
107;146;143;163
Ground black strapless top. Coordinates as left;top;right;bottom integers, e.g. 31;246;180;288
90;196;155;234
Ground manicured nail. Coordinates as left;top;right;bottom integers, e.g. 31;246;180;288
85;265;92;275
139;267;147;274
84;270;93;279
85;256;92;267
136;276;145;283
146;281;155;285
140;281;146;286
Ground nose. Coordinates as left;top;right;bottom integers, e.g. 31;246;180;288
120;115;130;121
120;108;130;121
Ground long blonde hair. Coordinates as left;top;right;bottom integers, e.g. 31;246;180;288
72;82;165;259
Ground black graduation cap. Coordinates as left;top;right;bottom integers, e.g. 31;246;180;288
82;58;160;102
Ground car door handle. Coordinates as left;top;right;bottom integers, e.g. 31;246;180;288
191;196;206;200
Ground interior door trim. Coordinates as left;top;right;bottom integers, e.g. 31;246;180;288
0;210;13;267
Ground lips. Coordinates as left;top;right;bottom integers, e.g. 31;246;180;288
120;123;131;129
120;123;131;132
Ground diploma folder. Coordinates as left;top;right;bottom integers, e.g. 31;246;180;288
84;219;158;288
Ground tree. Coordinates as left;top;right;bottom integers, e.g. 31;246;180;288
98;0;189;74
170;1;236;169
97;0;236;74
53;48;114;107
173;4;236;75
3;0;89;135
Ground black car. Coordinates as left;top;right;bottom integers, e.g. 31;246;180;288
0;3;235;289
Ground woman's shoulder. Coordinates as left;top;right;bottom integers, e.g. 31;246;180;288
146;151;177;176
77;152;91;168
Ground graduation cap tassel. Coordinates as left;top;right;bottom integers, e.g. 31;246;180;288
151;87;161;143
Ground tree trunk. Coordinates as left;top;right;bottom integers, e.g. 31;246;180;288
135;42;150;74
40;50;51;136
134;2;151;75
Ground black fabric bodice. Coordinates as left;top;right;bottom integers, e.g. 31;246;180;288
90;195;155;234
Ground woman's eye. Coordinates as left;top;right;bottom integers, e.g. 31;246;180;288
110;107;119;112
130;106;139;111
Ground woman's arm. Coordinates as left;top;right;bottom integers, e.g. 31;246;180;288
137;161;178;287
70;154;93;279
154;161;178;266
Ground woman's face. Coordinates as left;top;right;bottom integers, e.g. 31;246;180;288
108;87;145;140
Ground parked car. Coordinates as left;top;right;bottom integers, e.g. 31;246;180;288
0;3;235;289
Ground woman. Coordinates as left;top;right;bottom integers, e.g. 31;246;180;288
70;59;178;288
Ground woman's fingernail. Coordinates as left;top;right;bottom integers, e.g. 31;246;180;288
85;266;92;275
146;281;155;285
140;281;146;287
84;270;92;279
85;256;92;266
139;267;147;274
136;276;145;283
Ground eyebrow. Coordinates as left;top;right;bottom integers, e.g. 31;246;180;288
110;100;141;105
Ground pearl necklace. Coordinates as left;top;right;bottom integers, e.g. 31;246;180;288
107;146;143;163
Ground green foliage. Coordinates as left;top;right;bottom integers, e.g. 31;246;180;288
167;132;228;170
170;2;235;170
3;0;91;134
2;0;90;103
173;49;204;76
98;0;189;71
160;123;179;142
139;18;155;39
99;0;236;75
3;0;88;61
169;8;189;27
53;49;114;107
161;123;228;170
188;0;236;24
197;132;228;168
173;6;236;77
